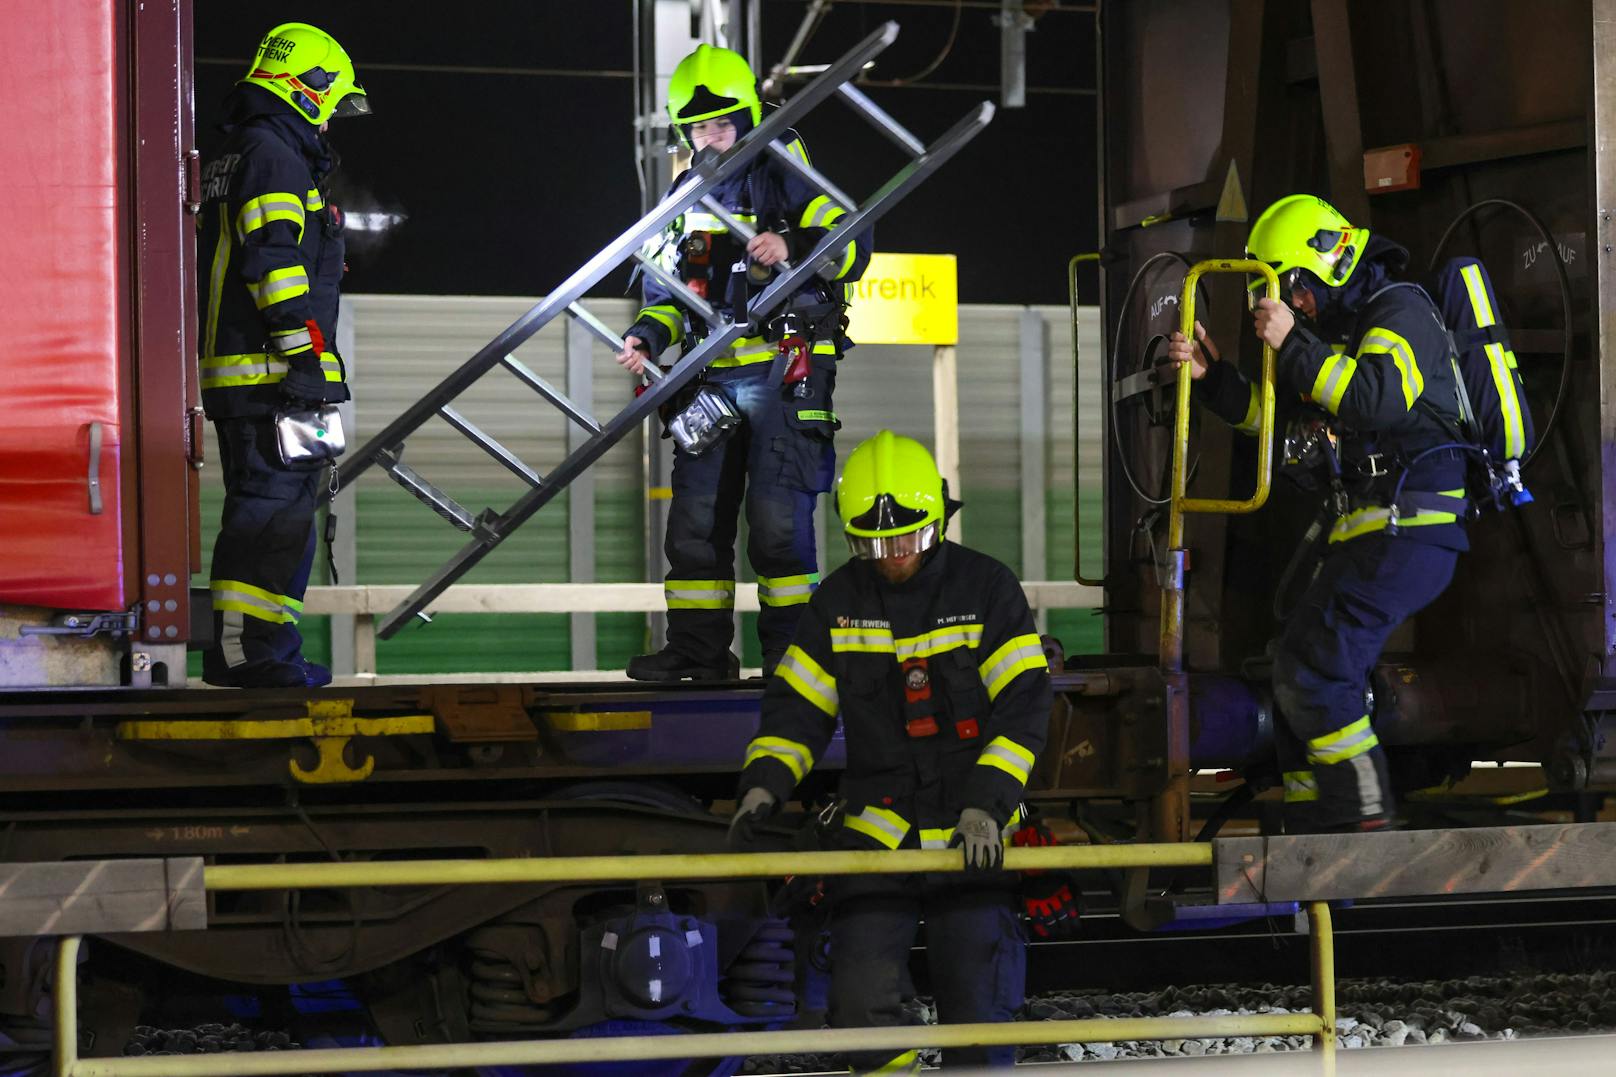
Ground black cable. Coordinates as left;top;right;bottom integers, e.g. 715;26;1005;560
858;0;963;86
1108;251;1197;506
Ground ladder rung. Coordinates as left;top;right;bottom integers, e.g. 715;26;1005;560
438;405;544;488
500;355;602;435
567;302;627;353
632;251;720;327
766;140;859;220
380;451;476;532
699;197;763;246
837;82;926;157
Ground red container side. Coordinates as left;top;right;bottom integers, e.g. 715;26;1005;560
0;0;127;610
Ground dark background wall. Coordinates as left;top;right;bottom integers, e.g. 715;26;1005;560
192;0;1099;305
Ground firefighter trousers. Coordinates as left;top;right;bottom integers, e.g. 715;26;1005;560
830;879;1025;1072
203;417;322;679
663;363;836;667
1271;533;1459;829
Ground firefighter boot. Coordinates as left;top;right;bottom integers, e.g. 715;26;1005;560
626;647;741;683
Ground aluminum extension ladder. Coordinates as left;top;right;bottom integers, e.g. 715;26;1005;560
333;21;995;639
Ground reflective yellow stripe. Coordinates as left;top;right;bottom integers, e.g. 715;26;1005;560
1308;716;1380;765
271;326;314;355
710;337;837;368
783;137;810;166
1327;487;1465;544
200;353;287;389
743;735;815;784
843;804;911;849
304;187;325;211
1235;381;1262;434
211;578;298;624
1464;263;1527;456
1283;770;1320;803
1310;351;1357;415
1358;326;1423;411
681;210;757;234
860;1049;919;1075
204;203;231;360
250;265;310;311
319;352;343;382
828;623;983;658
919;827;954;850
778;644;838;716
895;623;983;659
978;633;1048;701
637;304;685;345
830;626;896;654
236;192;306;241
832;237;858;279
757;573;819;607
799;195;845;230
665;579;735;610
976;735;1036;785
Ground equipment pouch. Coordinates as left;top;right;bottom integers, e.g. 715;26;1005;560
273;405;345;470
668;383;742;456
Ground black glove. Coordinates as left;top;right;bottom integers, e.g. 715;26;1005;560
279;361;344;406
727;788;777;851
949;807;1003;872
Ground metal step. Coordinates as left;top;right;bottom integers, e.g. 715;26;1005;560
379;451;476;532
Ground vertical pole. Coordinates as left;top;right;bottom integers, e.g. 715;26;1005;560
54;936;80;1076
1019;309;1049;629
567;319;599;671
933;344;962;541
329;296;359;677
998;0;1028;108
1308;902;1337;1077
1588;0;1616;665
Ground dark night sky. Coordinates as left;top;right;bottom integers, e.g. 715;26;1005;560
192;1;1098;305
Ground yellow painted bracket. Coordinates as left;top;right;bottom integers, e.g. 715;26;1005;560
1173;259;1280;517
116;700;435;785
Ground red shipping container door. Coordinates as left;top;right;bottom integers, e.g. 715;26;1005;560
0;1;126;610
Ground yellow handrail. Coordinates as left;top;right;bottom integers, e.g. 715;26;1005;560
1159;258;1280;676
203;843;1213;892
1173;259;1280;517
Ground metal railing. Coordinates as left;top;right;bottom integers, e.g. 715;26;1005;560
301;581;1103;677
52;843;1338;1076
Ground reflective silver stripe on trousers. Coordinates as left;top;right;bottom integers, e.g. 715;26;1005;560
220;610;247;668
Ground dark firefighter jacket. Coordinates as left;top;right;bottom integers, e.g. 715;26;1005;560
739;542;1052;851
624;129;872;373
1197;236;1468;550
198;85;349;419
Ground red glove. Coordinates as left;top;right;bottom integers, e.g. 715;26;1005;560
1012;819;1081;938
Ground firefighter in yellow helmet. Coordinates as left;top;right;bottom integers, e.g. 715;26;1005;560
617;44;873;682
196;24;368;687
731;432;1050;1072
1167;194;1468;831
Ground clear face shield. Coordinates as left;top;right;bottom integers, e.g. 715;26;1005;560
845;522;940;561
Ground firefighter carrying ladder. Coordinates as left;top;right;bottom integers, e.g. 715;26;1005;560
331;21;995;639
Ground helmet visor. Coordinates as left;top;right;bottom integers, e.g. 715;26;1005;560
845;522;939;560
330;88;371;119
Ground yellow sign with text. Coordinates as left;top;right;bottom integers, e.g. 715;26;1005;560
844;252;959;345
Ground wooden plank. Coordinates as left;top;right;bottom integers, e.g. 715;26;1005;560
1216;824;1616;904
303;581;1103;616
0;857;206;937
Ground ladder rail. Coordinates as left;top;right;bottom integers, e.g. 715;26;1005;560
331;20;901;498
373;99;999;639
377;321;752;636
